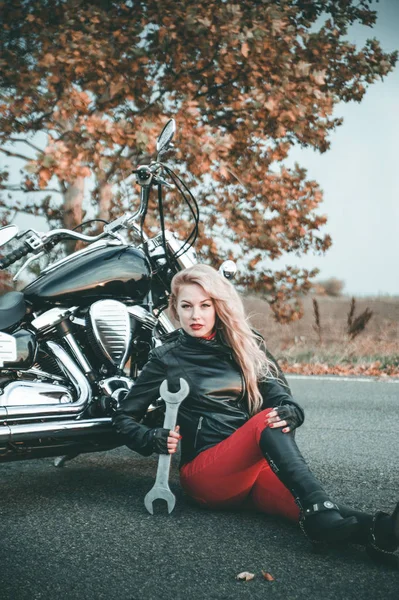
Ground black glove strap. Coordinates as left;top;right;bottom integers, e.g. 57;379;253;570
275;404;304;431
152;428;170;454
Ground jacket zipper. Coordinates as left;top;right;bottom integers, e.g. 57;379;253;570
194;416;203;448
237;369;246;404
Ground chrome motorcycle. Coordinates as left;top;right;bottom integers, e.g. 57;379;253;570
0;120;233;465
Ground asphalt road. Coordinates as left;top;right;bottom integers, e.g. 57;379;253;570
0;376;398;600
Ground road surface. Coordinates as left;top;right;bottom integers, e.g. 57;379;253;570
0;376;398;600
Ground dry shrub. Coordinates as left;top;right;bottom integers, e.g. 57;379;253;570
314;277;345;297
346;297;373;340
243;293;399;373
312;298;322;343
347;297;356;329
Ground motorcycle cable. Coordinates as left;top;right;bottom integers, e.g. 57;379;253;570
164;166;200;227
71;219;110;232
147;163;198;267
169;168;200;247
162;166;200;259
169;182;199;257
157;182;174;272
139;186;151;266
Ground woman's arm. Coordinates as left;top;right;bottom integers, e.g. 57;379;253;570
258;376;305;433
254;331;305;432
113;350;171;455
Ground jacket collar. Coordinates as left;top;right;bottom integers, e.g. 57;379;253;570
178;328;232;355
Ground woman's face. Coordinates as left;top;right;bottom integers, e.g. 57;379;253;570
175;283;216;338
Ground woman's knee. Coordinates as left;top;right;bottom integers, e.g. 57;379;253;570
248;408;274;444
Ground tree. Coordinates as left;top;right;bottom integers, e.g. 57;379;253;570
0;0;396;321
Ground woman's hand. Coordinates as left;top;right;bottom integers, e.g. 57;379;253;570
265;405;304;434
152;426;182;454
167;425;182;454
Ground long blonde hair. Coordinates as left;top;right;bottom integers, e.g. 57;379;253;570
169;264;278;415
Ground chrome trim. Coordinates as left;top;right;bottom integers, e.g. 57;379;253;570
1;380;73;406
63;333;92;375
218;260;237;280
0;224;19;247
0;418;113;444
25;367;66;382
13;251;45;282
128;305;158;330
163;230;197;269
0;332;17;366
31;307;78;333
1;341;91;419
70;316;86;327
90;300;131;369
98;376;133;397
157;312;176;334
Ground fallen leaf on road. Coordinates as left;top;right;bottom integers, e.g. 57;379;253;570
261;570;274;581
236;571;255;581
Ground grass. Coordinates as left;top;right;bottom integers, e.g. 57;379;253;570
243;294;399;377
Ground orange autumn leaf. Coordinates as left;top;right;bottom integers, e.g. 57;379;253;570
241;42;249;57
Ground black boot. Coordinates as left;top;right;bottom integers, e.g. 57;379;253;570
338;503;399;567
259;427;358;544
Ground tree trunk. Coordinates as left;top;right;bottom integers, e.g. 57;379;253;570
98;182;113;222
63;177;85;253
63;177;84;229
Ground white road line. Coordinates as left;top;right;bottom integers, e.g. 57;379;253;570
286;374;399;384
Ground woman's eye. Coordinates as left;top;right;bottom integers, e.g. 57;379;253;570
180;303;211;309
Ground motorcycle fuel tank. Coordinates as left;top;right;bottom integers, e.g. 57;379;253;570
23;245;152;308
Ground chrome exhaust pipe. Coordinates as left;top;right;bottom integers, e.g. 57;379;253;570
1;341;91;420
0;418;113;444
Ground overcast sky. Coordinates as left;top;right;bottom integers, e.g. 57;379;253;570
280;0;399;297
4;0;399;297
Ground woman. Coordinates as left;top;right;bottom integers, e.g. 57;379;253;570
113;264;398;564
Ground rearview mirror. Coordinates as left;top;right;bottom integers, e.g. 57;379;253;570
0;224;19;248
156;119;176;156
218;260;237;280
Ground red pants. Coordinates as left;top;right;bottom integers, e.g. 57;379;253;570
180;409;300;522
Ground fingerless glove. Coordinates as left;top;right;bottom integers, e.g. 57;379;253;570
275;404;305;432
152;428;170;454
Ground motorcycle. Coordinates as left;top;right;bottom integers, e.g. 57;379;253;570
0;119;235;466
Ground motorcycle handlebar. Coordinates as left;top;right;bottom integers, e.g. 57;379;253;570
43;228;105;244
0;243;30;269
0;160;169;272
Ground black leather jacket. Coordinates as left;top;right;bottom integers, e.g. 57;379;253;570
113;329;304;466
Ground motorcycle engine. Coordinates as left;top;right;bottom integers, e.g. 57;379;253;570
86;300;133;370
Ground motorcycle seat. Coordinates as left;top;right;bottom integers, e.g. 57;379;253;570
0;291;26;330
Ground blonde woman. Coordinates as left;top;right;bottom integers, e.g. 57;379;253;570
114;264;399;564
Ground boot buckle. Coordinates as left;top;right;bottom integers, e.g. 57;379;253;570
304;501;339;515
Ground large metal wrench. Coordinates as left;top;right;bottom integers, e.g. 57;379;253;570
144;377;189;514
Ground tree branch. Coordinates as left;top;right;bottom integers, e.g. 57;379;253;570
8;138;45;154
0;185;62;194
91;145;129;199
0;147;32;162
105;144;128;179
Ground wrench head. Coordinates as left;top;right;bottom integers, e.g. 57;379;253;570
144;486;176;515
159;378;190;405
